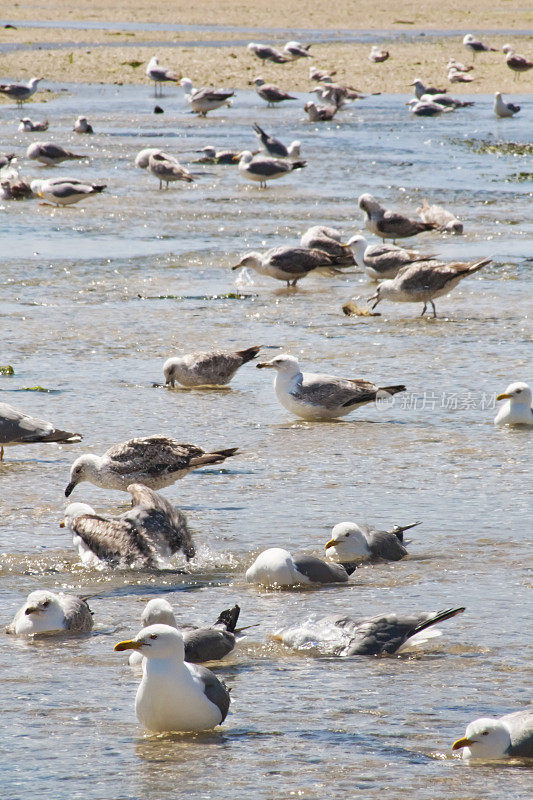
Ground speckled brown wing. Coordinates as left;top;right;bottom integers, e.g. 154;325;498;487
268;247;335;273
70;513;156;566
126;483;195;560
104;436;205;476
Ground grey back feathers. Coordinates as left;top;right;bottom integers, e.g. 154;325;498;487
293;556;351;583
0;402;82;448
195;666;231;721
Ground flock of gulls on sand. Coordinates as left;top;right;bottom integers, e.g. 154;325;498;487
1;28;532;759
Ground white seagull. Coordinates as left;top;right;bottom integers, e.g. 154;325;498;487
6;590;93;635
236;150;306;188
494;382;533;426
180;77;234;116
325;520;421;563
0;77;42;106
452;709;533;760
146;56;181;96
31;177;106;206
27;142;85;166
245;547;355;586
493;92;521;118
463;34;497;60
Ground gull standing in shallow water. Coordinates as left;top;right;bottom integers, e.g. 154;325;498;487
6;591;93;635
452;709;533;760
61;483;195;567
256;354;406;420
236;150;306;188
180;78;234;116
146;56;181;96
325;520;421;563
0;401;81;460
163;346;261;387
114;625;231;732
232;246;344;286
0;77;42;106
368;257;491;317
148;152;194;189
346;234;435;279
359;194;438;242
246;548;356;586
254;78;296;107
494;382;533;426
64;435;238;495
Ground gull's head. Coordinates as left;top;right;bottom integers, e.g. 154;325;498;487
254;78;265;87
180;77;193;92
134;148;162;169
494;92;503;99
28;78;42;88
288;141;301;157
20;117;32;129
236;150;254;165
358;193;381;215
200;146;217;158
496;382;532;405
368;279;394;308
148;57;159;67
163;356;182;384
345;234;368;257
452;718;511;760
325;522;370;560
11;590;65;635
256;354;301;375
114;624;185;661
463;34;475;45
30;179;44;196
247;43;259;52
502;44;514;54
410;79;424;87
141;599;177;628
60;502;95;529
65;454;100;497
232;251;263;271
304;101;317;111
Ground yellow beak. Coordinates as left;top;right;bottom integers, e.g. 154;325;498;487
452;736;474;751
114;639;143;652
496;393;511;401
324;539;337;550
59;520;65;528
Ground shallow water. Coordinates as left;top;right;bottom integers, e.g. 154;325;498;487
0;83;532;799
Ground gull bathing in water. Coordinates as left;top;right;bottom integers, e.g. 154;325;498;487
463;34;497;60
6;590;93;635
256;354;406;420
304;101;337;121
416;199;463;234
27;142;85;166
146;56;180;96
252;123;301;158
494;92;521;118
254;78;296;107
369;257;491;317
236;151;306;188
164;346;261;387
64;435;238;495
0;77;42;106
148;152;194;189
61;483;195;567
494;382;533;426
180;77;234;116
346;234;435;279
359;194;438;242
114;625;230;732
0;401;81;460
452;709;533;760
73;116;93;134
19;117;48;132
247;43;290;64
31;177;106;206
246;547;356;587
325;520;421;564
408;99;453;116
232;246;345;286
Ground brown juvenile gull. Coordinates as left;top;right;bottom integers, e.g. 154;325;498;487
304;101;337;121
452;709;533;761
247;42;290;63
0;77;42;106
301;225;355;266
256;354;406;420
252;123;301;158
135;147;163;169
148;152;194;189
19;117;48;132
64;435;239;496
0;401;81;460
246;547;355;587
27;142;85;166
236;150;306;188
146;56;180;96
274;606;465;656
408;99;453;116
358;193;438;242
196;146;240;164
325;520;421;564
164;346;261;388
346;234;435;280
502;45;533;79
254;78;296;107
30;177;106;206
283;41;313;60
180;78;234;116
232;246;343;286
417;199;463;234
494;92;521;118
369;46;390;63
6;590;93;635
61;484;195;566
463;34;497;60
369;257;491;317
73;116;93;134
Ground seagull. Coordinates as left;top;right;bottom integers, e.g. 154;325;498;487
416;199;463;234
26;142;85;166
283;41;312;60
301;225;354;265
408;99;453;116
346;234;435;279
148;152;194;189
163;346;261;387
1;177;33;200
304;101;337;121
256;354;406;420
311;83;363;109
447;68;474;83
0;77;42;106
236;150;306;188
273;606;465;656
64;435;239;496
61;483;195;567
146;56;180;96
309;66;336;82
452;709;533;760
463;34;497;60
246;547;355;586
6;590;93;635
232;246;343;286
254;78;296;107
369;46;390;63
410;79;447;99
494;92;521;117
18;117;48;132
0;152;16;169
421;93;474;109
502;45;533;78
0;401;81;460
134;148;163;168
195;146;241;164
358;194;438;242
247;42;290;63
494;382;533;426
447;58;474;73
325;520;421;564
114;625;230;732
368;257;491;317
180;77;234;116
252;123;301;158
73;116;93;133
31;177;106;206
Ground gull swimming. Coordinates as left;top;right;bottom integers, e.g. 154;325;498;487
31;177;106;206
301;226;354;265
252;123;301;158
346;234;435;279
164;346;261;387
0;401;81;460
254;78;296;107
196;146;240;164
246;547;356;587
408;99;453;116
27;142;85;166
369;46;390;63
369;257;491;317
502;45;533;78
494;382;533;426
180;77;234;116
19;117;48;132
463;34;497;59
64;435;238;495
146;56;180;96
134;147;163;169
494;92;521;118
114;624;230;732
359;194;437;242
148;152;194;189
256;354;406;420
274;606;465;656
283;41;312;60
304;101;337;121
61;483;195;567
410;79;447;99
0;77;42;106
421;93;474;109
6;590;93;635
452;709;533;760
416;199;463;234
236;150;306;188
232;246;344;286
247;43;290;63
73;116;93;134
325;521;420;564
